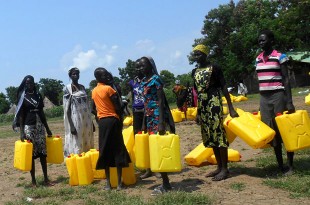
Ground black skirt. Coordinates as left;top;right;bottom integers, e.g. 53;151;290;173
96;117;131;169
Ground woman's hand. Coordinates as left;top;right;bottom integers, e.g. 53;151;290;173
229;109;239;118
158;123;165;135
47;128;53;137
195;114;201;125
70;127;77;135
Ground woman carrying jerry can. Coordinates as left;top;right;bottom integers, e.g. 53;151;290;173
138;56;176;195
191;44;239;181
12;75;54;187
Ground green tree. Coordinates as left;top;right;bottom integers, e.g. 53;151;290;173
5;86;18;105
38;78;64;106
118;59;136;95
189;0;309;87
176;72;193;87
160;70;175;87
0;93;10;114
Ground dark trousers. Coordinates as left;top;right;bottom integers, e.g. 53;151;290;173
133;109;144;135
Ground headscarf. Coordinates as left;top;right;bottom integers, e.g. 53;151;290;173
16;75;35;100
193;44;210;56
144;56;159;76
13;75;36;130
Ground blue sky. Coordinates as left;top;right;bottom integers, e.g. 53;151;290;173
0;0;233;93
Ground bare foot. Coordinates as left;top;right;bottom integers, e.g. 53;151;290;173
104;185;112;191
44;181;55;187
140;170;152;179
205;169;221;177
117;183;123;191
282;167;294;176
212;170;229;181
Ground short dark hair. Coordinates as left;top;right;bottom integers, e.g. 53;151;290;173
259;29;274;41
68;67;80;77
94;67;106;80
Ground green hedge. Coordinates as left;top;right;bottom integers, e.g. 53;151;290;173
0;113;14;124
44;106;64;118
0;106;64;124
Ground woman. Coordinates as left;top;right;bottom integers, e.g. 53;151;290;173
13;75;53;187
63;67;94;156
138;56;175;195
92;67;131;190
191;44;238;181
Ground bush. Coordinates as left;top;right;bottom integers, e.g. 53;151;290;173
0;113;14;124
164;87;176;104
44;106;64;118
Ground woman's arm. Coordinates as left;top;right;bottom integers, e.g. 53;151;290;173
157;87;165;135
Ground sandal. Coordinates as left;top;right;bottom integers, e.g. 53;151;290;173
151;185;170;196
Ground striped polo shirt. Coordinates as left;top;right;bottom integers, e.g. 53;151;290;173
255;50;289;91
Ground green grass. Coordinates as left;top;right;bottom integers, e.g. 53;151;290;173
230;182;246;192
6;188;212;205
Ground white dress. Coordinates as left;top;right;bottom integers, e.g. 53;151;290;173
63;84;94;156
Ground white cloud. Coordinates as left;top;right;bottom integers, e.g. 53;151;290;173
61;44;118;72
171;50;182;59
135;39;156;53
71;50;97;71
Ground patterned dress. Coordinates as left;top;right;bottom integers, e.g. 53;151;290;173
141;74;175;134
193;65;228;148
22;92;47;159
63;84;94;156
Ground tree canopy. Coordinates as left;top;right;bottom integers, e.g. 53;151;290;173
189;0;310;85
38;78;64;106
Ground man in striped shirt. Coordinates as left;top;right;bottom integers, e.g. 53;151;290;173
255;29;295;175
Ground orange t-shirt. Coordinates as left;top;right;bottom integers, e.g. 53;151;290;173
92;82;119;119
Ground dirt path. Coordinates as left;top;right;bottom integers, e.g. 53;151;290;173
1;95;310;204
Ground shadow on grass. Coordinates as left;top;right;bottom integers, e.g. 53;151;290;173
228;154;310;179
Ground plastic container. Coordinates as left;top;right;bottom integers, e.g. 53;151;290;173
184;143;213;166
122;126;135;154
122;148;136;185
223;108;245;144
65;154;79;186
305;94;310;105
75;153;94;185
252;111;261;120
223;106;228;115
207;148;241;164
46;135;64;164
14;140;33;171
171;109;182;123
149;132;182;172
134;132;150;169
191;108;197;117
85;149;105;179
227;112;275;149
186;107;196;120
275;110;310;152
123;116;133;126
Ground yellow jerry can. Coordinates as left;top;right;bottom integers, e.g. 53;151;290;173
223;108;245;144
275;110;310;152
227;112;275;149
65;154;79;186
46;135;64;164
171;109;182;123
122;126;135;154
207;148;241;164
184;143;213;166
123;116;133;126
85;149;105;179
14;140;33;171
134;132;150;169
305;94;310;105
149;132;182;172
75;153;94;185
